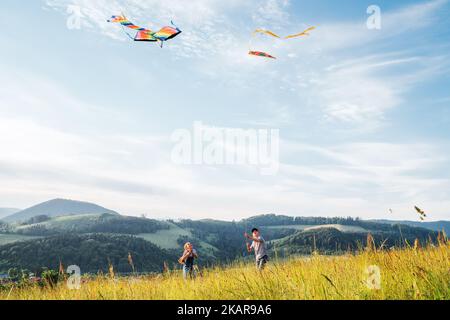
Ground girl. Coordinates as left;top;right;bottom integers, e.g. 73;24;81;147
179;242;199;279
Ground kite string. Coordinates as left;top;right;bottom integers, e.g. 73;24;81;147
244;221;249;257
121;25;135;41
119;10;137;41
171;20;180;31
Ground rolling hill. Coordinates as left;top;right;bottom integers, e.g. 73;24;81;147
0;233;42;246
13;213;169;236
0;208;20;220
2;199;119;223
270;225;437;255
0;233;178;274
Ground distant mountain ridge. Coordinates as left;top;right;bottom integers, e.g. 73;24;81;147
2;199;119;223
0;208;20;220
370;219;449;234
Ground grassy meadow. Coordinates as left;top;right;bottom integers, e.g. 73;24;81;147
1;244;448;300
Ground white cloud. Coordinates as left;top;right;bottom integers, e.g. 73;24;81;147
1;0;449;221
312;53;450;128
1;104;449;220
298;0;449;53
44;0;252;59
252;0;291;28
278;141;450;220
259;0;450;131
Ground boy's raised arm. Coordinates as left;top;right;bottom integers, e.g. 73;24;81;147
244;232;263;242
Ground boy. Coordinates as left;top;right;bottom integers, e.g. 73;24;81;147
245;228;269;270
179;242;199;279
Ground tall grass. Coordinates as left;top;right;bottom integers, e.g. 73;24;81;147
1;244;448;300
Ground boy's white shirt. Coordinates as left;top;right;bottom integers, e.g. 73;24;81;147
250;236;264;248
250;236;267;260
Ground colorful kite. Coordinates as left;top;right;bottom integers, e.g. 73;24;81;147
108;15;182;47
248;51;277;59
248;30;279;60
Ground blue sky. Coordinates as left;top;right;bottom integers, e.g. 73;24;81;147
1;0;449;221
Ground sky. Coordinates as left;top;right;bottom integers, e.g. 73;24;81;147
0;0;449;221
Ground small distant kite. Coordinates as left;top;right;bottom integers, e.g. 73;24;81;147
415;206;427;221
108;15;182;47
249;50;276;59
249;26;316;60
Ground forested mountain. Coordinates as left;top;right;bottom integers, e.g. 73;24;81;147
271;225;437;255
173;215;440;261
0;234;177;274
13;213;169;236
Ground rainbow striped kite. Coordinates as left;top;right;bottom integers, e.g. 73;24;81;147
108;15;182;47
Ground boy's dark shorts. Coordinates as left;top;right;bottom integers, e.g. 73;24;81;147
256;255;269;270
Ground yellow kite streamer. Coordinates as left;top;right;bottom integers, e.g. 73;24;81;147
249;26;316;60
284;26;316;39
253;29;281;39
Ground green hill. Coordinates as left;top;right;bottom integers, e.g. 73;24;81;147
0;233;42;246
271;225;437;255
14;213;169;236
0;233;178;274
3;199;119;223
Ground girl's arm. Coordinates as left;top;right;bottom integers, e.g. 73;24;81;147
179;251;189;262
